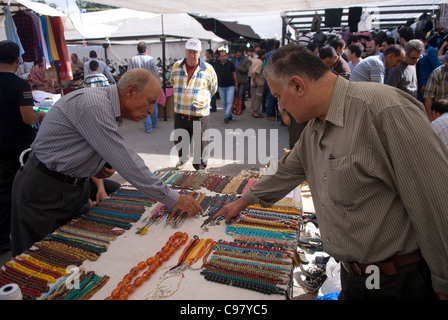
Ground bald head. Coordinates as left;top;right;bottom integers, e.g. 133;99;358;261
118;68;160;94
118;68;161;122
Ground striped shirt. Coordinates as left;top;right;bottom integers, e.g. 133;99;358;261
243;77;448;294
83;72;109;87
431;113;448;146
423;64;448;101
31;85;179;207
171;58;218;117
84;58;116;84
127;54;159;76
349;53;386;83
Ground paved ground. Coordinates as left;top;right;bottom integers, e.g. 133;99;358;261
114;98;289;178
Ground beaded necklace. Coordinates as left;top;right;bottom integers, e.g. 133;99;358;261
172;236;215;271
142;236;216;300
0;186;155;300
221;176;245;194
106;232;188;300
201;241;291;295
153;170;259;194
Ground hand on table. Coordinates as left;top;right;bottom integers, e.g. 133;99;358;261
215;197;250;224
175;193;204;217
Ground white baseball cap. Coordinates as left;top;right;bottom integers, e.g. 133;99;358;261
185;38;202;51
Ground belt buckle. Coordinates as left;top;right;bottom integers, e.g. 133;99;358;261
72;178;86;186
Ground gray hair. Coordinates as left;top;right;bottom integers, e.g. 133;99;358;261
264;43;330;87
404;39;425;55
117;69;160;93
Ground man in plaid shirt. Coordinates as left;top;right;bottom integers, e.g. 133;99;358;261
171;38;218;171
424;52;448;121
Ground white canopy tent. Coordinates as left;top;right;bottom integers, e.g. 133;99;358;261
60;0;448;45
62;8;227;64
3;0;448;78
67;0;425;14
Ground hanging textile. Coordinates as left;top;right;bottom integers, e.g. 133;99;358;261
2;6;25;62
44;16;59;62
311;12;321;32
31;12;51;69
324;8;343;28
348;7;363;33
439;4;448;29
12;10;42;63
38;15;53;63
358;11;373;32
50;16;72;81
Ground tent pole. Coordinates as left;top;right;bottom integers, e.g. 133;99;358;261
56;65;64;96
161;14;167;122
281;13;287;46
102;43;108;61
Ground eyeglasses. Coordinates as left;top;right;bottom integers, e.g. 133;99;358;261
408;54;423;61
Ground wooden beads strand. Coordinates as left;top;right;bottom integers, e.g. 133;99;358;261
106;232;189;300
153;170;260;194
201;241;291;296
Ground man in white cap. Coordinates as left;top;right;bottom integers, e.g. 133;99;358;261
170;38;218;172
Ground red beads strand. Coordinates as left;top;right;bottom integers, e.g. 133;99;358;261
105;232;188;300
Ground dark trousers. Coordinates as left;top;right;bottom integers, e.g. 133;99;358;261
0;150;22;247
11;158;90;256
339;260;436;300
173;113;210;169
237;83;247;110
210;94;217;111
264;82;278;118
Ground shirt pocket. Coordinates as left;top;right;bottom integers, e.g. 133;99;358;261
327;154;359;208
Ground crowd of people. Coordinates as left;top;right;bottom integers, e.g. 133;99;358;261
304;27;448;146
1;18;448;300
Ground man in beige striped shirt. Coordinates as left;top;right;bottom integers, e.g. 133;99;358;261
219;44;448;300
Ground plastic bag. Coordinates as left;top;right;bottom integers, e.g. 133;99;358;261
317;257;341;298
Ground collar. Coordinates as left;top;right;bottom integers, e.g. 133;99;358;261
109;85;122;125
324;76;350;128
180;58;207;70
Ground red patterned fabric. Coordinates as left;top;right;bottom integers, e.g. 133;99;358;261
50;17;73;81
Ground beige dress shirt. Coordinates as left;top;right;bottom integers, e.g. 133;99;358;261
243;76;448;294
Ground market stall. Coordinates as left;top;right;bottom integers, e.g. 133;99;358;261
0;1;75;95
0;169;326;301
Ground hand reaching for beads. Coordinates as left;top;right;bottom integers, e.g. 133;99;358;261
175;193;204;217
215;197;250;224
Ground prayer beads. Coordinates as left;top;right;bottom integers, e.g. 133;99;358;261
106;232;188;300
201;241;292;295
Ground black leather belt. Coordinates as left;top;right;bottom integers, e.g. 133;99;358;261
29;153;88;186
341;250;423;276
175;113;203;120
